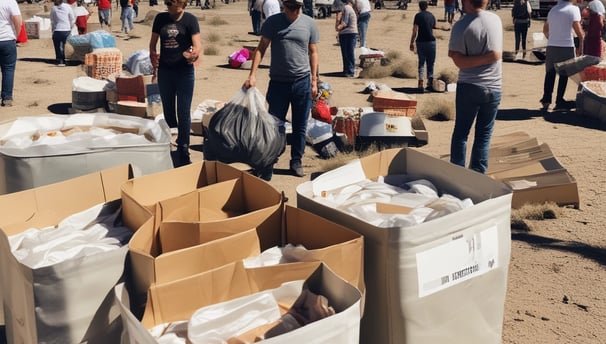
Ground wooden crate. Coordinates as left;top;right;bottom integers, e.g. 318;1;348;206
372;90;417;116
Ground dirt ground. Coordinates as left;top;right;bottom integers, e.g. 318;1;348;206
3;1;605;343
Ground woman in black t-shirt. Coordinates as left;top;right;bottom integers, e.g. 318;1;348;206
410;0;437;92
149;0;202;166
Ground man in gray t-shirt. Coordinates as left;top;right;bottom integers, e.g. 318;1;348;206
244;0;319;180
447;0;502;174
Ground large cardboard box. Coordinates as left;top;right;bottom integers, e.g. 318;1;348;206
120;160;247;231
127;172;364;311
0;165;142;344
0;114;173;195
296;148;513;344
115;262;362;344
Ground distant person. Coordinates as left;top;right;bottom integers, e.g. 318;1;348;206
336;0;357;77
355;0;371;48
448;0;503;174
74;1;91;35
119;0;134;35
410;0;436;92
445;0;455;25
243;0;319;179
149;0;201;166
249;0;263;35
97;0;112;30
540;0;584;111
50;0;75;66
0;0;21;107
512;0;532;59
583;0;604;58
262;0;281;28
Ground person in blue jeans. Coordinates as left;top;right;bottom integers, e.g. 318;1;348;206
336;0;357;77
149;0;201;166
244;0;319;180
355;0;371;48
448;0;503;174
410;0;436;92
50;0;74;66
0;0;21;107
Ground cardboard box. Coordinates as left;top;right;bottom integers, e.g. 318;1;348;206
371;90;417;115
0;165;142;344
500;169;579;209
120;160;247;231
115;262;362;344
0;114;173;195
296;148;513;344
126;170;364;310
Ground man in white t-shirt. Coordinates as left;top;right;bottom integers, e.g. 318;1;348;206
262;0;281;28
540;0;584;111
355;0;371;47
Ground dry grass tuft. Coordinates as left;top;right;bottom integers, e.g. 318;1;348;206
436;67;458;84
359;63;394;79
391;60;417;78
359;53;416;79
208;16;228;25
504;24;514;32
207;31;221;43
385;50;401;60
203;45;220;56
416;94;455;121
511;202;562;231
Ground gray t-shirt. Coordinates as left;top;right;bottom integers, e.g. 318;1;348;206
261;13;320;82
448;10;503;90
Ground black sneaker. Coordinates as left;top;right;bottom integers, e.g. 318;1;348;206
290;162;305;177
553;100;575;111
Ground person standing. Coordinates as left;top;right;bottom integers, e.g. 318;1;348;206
0;0;21;107
512;0;531;59
120;0;134;35
355;0;371;48
410;0;436;92
445;0;455;25
336;0;357;78
50;0;75;66
249;0;262;35
539;0;584;111
448;0;503;174
98;0;112;30
149;0;201;166
74;0;91;35
243;0;319;179
583;0;604;58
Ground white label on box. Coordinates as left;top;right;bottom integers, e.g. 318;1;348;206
416;225;499;298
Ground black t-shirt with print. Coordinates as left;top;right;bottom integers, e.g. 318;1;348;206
152;12;200;69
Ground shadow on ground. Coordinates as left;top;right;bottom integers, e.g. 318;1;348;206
512;231;606;267
19;57;82;66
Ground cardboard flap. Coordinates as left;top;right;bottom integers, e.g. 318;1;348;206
159;221;258;252
154;228;261;284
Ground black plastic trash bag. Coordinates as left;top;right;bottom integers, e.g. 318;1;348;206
203;87;285;172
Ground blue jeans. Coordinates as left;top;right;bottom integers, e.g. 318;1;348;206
450;83;501;174
121;6;134;33
416;41;436;80
52;31;70;63
266;75;312;165
339;33;357;76
357;12;371;48
0;40;17;101
158;66;195;148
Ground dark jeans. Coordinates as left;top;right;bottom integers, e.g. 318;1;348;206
52;31;70;63
541;46;575;105
0;40;17;101
339;33;357;76
250;9;261;34
158;66;195;148
514;22;529;52
266;75;312;166
451;83;501;174
416;40;436;80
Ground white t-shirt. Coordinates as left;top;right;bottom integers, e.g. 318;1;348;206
356;0;371;14
263;0;281;19
546;0;581;48
0;0;21;41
